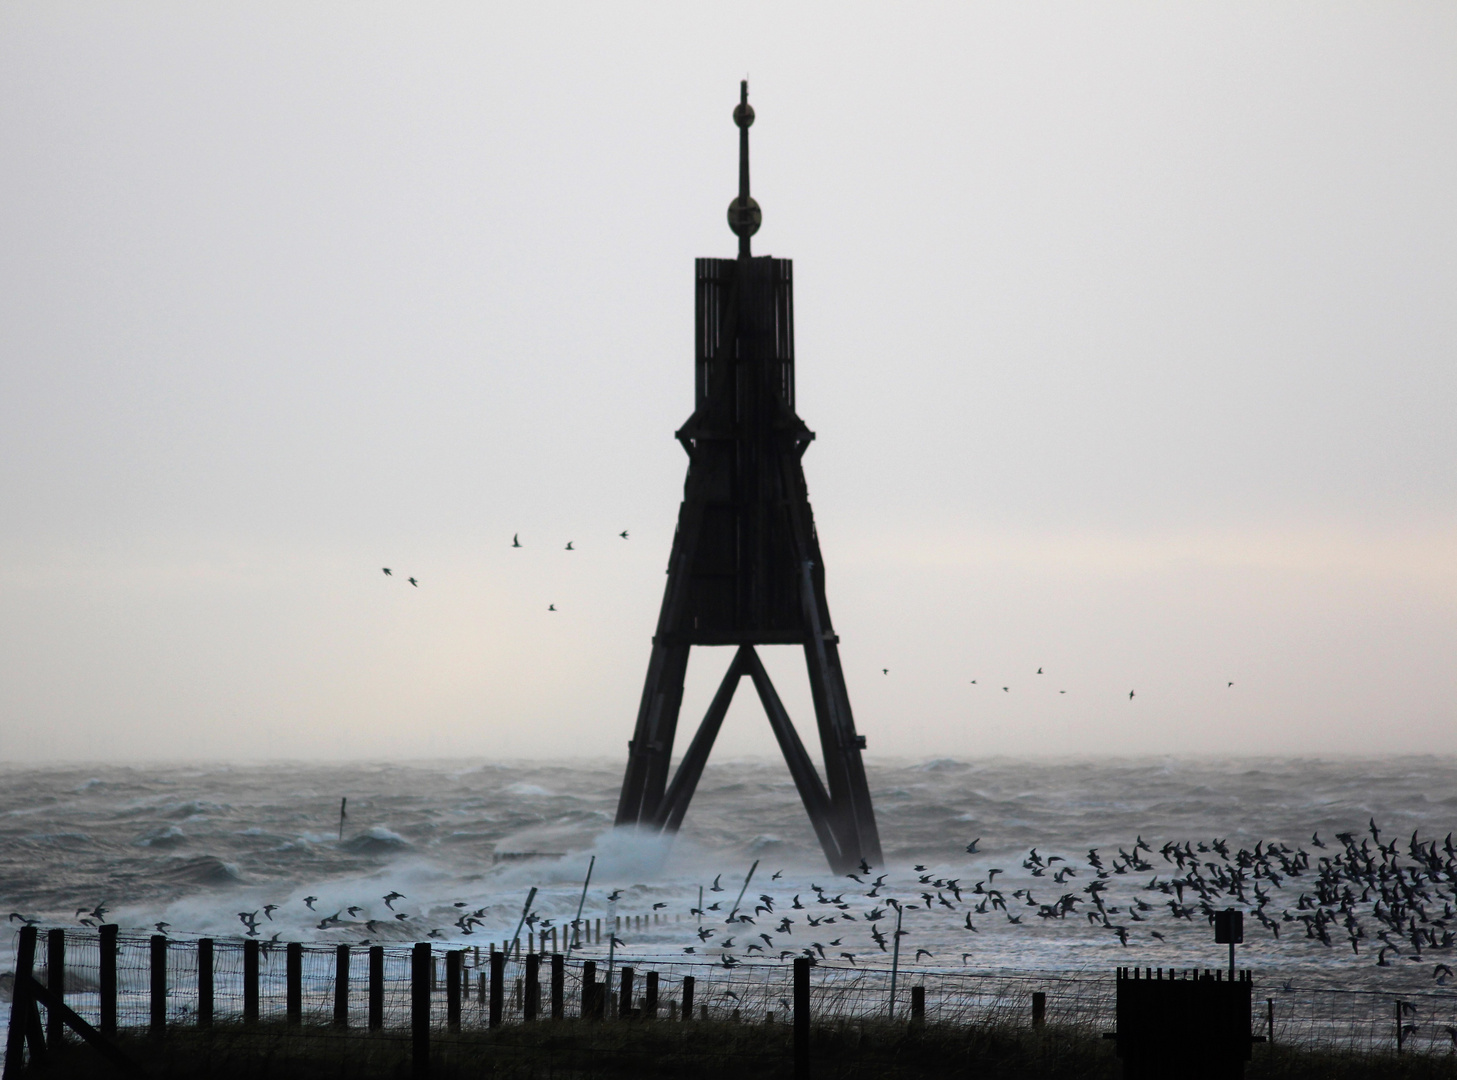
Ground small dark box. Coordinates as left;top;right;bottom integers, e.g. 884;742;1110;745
1214;909;1243;944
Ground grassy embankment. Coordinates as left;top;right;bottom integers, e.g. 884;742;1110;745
21;1018;1457;1079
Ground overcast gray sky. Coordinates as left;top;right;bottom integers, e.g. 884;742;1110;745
2;2;1454;763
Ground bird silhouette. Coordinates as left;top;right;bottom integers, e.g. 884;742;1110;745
882;669;888;675
512;534;521;548
619;531;629;539
1128;690;1135;699
382;568;391;576
548;604;556;611
303;896;318;911
565;542;574;551
1002;687;1009;692
408;577;418;587
970;679;977;684
966;839;981;853
1227;681;1234;687
1036;667;1043;674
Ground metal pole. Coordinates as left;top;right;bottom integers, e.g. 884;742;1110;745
567;860;593;957
728;860;760;922
887;905;903;1019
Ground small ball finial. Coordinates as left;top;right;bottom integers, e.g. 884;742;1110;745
727;195;761;238
734;79;754;128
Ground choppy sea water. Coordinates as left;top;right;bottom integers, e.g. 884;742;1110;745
4;756;1457;995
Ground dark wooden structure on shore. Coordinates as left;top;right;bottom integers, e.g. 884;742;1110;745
613;83;881;873
1111;967;1260;1080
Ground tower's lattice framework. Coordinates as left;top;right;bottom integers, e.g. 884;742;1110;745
614;84;882;873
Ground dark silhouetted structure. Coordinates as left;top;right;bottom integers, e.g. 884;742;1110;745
614;83;882;873
1111;967;1260;1080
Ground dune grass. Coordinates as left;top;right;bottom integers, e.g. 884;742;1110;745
21;1018;1457;1079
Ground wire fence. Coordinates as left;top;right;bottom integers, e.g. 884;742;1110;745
13;927;1457;1058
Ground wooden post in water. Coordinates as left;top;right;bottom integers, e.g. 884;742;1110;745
550;953;564;1019
368;946;384;1031
446;951;462;1032
334;945;350;1028
793;957;810;1080
46;928;65;1047
198;938;214;1028
99;924;118;1036
286;942;303;1028
1032;991;1046;1028
645;971;659;1019
411;943;431;1079
488;950;504;1028
149;935;167;1040
243;939;260;1024
682;975;694;1022
523;952;539;1021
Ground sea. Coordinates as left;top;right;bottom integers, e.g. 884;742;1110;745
4;756;1457;997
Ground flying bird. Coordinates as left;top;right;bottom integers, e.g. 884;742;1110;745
1128;690;1135;699
303;896;318;911
382;568;391;576
548;604;556;611
512;534;521;547
882;669;888;675
1036;668;1043;674
965;838;981;853
565;542;574;551
619;531;629;539
408;578;418;587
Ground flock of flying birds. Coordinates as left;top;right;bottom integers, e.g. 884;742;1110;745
20;820;1457;985
379;535;1236;699
618;821;1457;981
379;531;630;613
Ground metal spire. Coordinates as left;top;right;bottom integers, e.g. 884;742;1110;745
728;80;761;258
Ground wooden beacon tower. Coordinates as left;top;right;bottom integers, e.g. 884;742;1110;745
614;83;882;873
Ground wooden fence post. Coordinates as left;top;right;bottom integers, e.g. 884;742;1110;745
4;925;39;1077
910;985;925;1026
793;957;810;1080
523;953;539;1022
334;945;350;1028
286;942;303;1028
580;961;596;1021
645;971;659;1019
618;967;634;1020
99;924;118;1036
368;946;384;1031
198;938;214;1028
46;929;65;1047
446;951;462;1032
489;950;504;1029
411;943;431;1079
1267;998;1275;1046
550;953;564;1020
243;939;259;1025
1032;991;1046;1028
149;935;167;1041
682;975;694;1022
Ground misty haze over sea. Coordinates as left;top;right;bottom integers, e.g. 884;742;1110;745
5;755;1455;994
